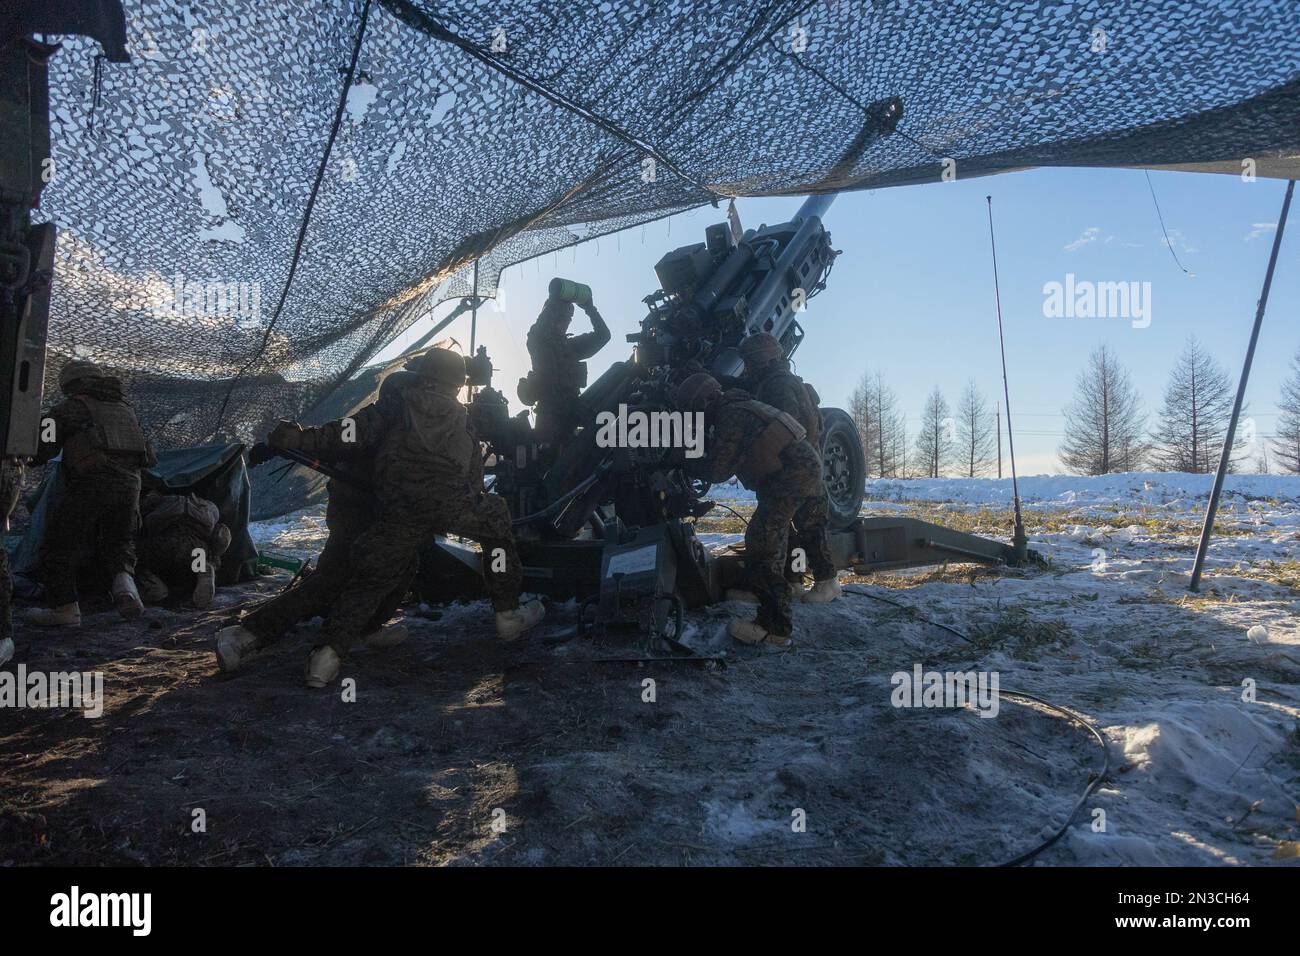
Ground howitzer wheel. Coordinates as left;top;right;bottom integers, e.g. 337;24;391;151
819;407;865;531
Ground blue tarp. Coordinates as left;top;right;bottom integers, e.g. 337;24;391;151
8;442;257;588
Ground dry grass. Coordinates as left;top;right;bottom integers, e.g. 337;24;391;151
965;603;1074;661
895;502;1255;540
1209;559;1300;592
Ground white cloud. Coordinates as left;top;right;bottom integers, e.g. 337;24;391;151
1245;222;1277;241
1063;226;1101;252
1160;228;1197;254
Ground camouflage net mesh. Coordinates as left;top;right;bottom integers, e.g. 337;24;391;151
36;0;1300;447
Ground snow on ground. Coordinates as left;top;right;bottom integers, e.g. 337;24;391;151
235;473;1300;865
861;471;1298;511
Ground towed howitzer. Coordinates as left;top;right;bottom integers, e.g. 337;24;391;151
436;196;1029;635
469;194;866;543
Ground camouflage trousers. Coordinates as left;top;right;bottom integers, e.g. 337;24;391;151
316;486;522;655
1;460;20;646
746;490;831;638
786;488;837;583
138;521;232;601
42;468;140;606
242;484;411;645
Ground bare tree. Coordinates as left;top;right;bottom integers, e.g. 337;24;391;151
848;373;880;478
850;370;910;478
1149;336;1244;473
879;395;908;479
891;412;909;478
1254;443;1271;475
1275;347;1300;474
1058;344;1149;474
913;387;952;479
955;380;996;477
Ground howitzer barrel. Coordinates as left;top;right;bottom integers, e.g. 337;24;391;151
740;195;837;342
690;243;754;317
686;192;837;330
794;192;836;223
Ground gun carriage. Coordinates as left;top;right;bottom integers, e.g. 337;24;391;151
421;197;1025;644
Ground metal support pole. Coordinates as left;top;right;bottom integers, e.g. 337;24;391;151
1190;179;1294;592
470;258;479;354
986;196;1027;564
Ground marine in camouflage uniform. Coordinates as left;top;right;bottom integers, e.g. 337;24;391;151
136;491;232;609
218;350;543;687
28;360;155;625
236;463;412;648
1;458;23;665
735;333;839;603
676;373;823;646
217;371;421;672
522;292;610;446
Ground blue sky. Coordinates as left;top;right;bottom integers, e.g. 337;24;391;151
380;167;1299;474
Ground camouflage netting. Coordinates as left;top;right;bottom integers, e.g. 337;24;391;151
35;0;1300;447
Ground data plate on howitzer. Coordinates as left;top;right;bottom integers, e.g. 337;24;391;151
605;544;658;577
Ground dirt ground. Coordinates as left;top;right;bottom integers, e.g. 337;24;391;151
0;572;1103;867
2;489;1298;867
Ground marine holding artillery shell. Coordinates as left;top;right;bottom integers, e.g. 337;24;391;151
548;277;593;307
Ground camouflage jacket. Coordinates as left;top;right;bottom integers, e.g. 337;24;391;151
271;393;402;465
273;377;480;501
525;311;610;397
741;361;822;449
691;390;822;497
36;378;156;477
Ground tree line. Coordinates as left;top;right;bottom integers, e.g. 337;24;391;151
845;337;1300;478
847;373;1000;479
1059;337;1300;475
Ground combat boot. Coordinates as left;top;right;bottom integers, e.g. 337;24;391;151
360;623;409;649
495;599;545;640
192;566;217;609
136;569;169;604
111;572;144;620
728;618;791;648
215;624;261;673
801;578;842;604
304;646;341;688
26;603;81;627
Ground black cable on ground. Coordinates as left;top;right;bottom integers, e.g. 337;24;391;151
993;690;1111;867
843;585;974;645
841;585;1111;866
